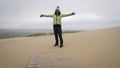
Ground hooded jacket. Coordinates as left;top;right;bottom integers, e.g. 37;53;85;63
42;13;73;25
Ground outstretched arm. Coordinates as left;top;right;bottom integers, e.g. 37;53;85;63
61;12;75;17
40;14;53;17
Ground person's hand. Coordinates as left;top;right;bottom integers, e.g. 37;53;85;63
72;12;75;15
40;14;43;17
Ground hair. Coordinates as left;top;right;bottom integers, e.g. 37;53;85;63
54;10;61;16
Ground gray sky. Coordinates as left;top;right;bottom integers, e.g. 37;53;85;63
0;0;120;30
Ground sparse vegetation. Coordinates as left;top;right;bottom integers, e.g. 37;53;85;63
27;31;79;37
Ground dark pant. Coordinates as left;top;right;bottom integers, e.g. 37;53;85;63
53;25;63;45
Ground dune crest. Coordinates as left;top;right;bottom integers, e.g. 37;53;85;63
0;26;120;68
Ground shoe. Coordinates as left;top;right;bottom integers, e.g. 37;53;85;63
60;45;63;48
54;44;58;46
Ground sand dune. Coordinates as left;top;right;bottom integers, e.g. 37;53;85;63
0;26;120;68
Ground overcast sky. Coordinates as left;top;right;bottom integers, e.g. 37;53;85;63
0;0;120;30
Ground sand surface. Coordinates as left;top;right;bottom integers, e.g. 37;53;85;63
0;26;120;68
28;52;79;68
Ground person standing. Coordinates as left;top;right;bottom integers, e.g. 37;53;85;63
40;6;75;48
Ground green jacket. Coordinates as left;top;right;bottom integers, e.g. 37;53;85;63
42;13;73;25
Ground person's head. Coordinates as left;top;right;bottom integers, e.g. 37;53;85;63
54;6;61;16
